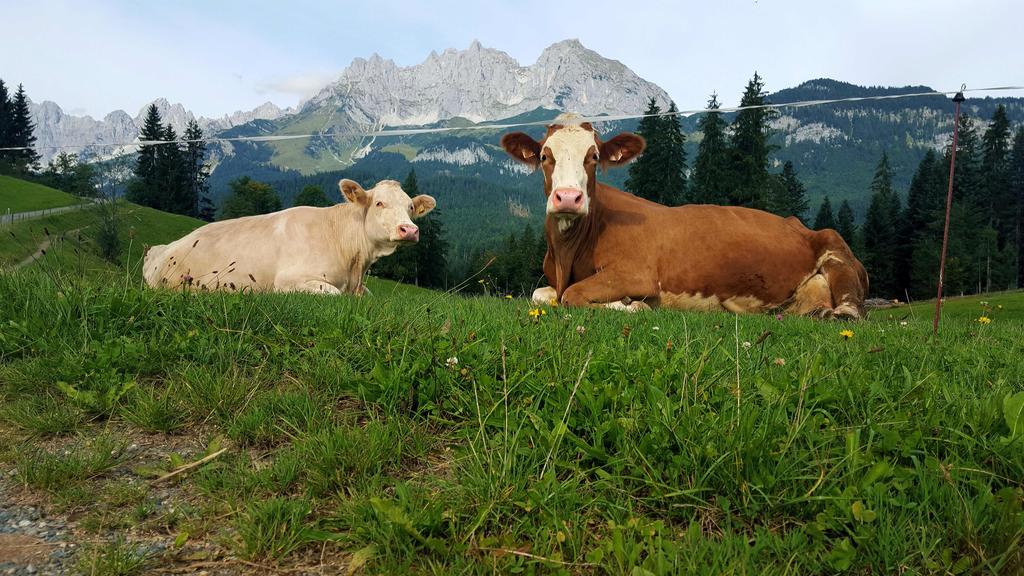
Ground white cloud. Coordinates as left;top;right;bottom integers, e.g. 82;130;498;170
257;70;340;98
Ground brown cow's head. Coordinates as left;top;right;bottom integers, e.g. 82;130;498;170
339;179;436;250
500;114;644;226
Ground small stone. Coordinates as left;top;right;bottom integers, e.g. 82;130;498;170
17;520;31;528
25;565;36;574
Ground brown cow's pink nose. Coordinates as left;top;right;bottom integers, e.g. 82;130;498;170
552;188;584;212
397;224;419;241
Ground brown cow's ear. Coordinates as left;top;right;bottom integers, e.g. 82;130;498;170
339;179;369;206
600;133;645;167
500;132;542;166
411;194;436;218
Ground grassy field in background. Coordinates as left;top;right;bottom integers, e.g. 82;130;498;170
1;214;1022;574
0;175;85;213
0;200;203;275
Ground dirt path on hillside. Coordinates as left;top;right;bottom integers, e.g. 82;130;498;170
13;228;84;270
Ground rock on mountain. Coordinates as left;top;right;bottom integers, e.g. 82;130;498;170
303;39;671;127
29;99;289;164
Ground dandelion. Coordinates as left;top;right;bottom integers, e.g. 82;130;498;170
505;294;513;300
528;308;546;318
576;325;586;335
773;357;786;366
549;298;559;307
445;357;459;368
977;316;992;324
742;341;752;350
840;329;854;340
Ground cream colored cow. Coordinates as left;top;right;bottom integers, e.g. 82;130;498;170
143;179;435;294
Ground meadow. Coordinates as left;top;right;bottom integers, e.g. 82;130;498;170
0;198;1022;574
0;175;85;213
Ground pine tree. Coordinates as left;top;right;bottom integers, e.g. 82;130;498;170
293;184;331;207
183;119;209;218
0;80;10;169
727;72;777;209
896;150;943;297
127;104;164;208
159;124;190;215
625;98;663;203
914;114;990;296
836;200;857;248
979;105;1015;290
813;196;836;230
8;84;40;173
689;94;730;205
659;101;688;205
767;161;809;220
221;176;281;219
861;153;902;298
1011;127;1024;288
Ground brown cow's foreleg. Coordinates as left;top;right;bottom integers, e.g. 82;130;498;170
813;230;868;319
560;272;657;312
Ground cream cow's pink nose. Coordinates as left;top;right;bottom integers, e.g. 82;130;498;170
397;224;419;241
552;188;584;212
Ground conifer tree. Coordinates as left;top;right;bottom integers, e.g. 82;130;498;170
895;150;943;297
688;94;730;205
0;80;10;168
861;153;902;297
813;196;836;231
979;105;1015;289
159;123;190;215
8;84;39;173
659;101;688;205
728;72;776;209
1011;127;1024;287
625;98;661;202
184;119;210;218
767;161;809;220
128;104;164;208
836;199;857;248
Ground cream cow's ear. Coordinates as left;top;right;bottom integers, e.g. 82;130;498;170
339;179;369;206
411;195;436;218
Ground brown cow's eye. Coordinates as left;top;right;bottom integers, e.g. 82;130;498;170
591;153;599;161
540;154;547;162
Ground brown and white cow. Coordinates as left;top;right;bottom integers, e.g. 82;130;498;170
143;179;435;294
500;114;868;318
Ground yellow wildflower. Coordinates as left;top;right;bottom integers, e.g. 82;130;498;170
549;298;558;307
505;294;513;299
839;329;854;340
977;316;992;324
528;308;546;318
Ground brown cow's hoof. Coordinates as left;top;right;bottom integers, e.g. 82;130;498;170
833;303;862;320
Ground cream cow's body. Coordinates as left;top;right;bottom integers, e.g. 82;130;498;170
143;179;435;294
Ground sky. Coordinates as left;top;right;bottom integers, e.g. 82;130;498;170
2;0;1021;119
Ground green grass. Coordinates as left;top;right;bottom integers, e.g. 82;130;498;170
1;227;1023;572
0;174;84;213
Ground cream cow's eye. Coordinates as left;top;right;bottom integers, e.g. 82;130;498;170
375;201;384;208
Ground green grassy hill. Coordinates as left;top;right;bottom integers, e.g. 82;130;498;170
1;211;1022;573
0;175;85;213
0;196;204;278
